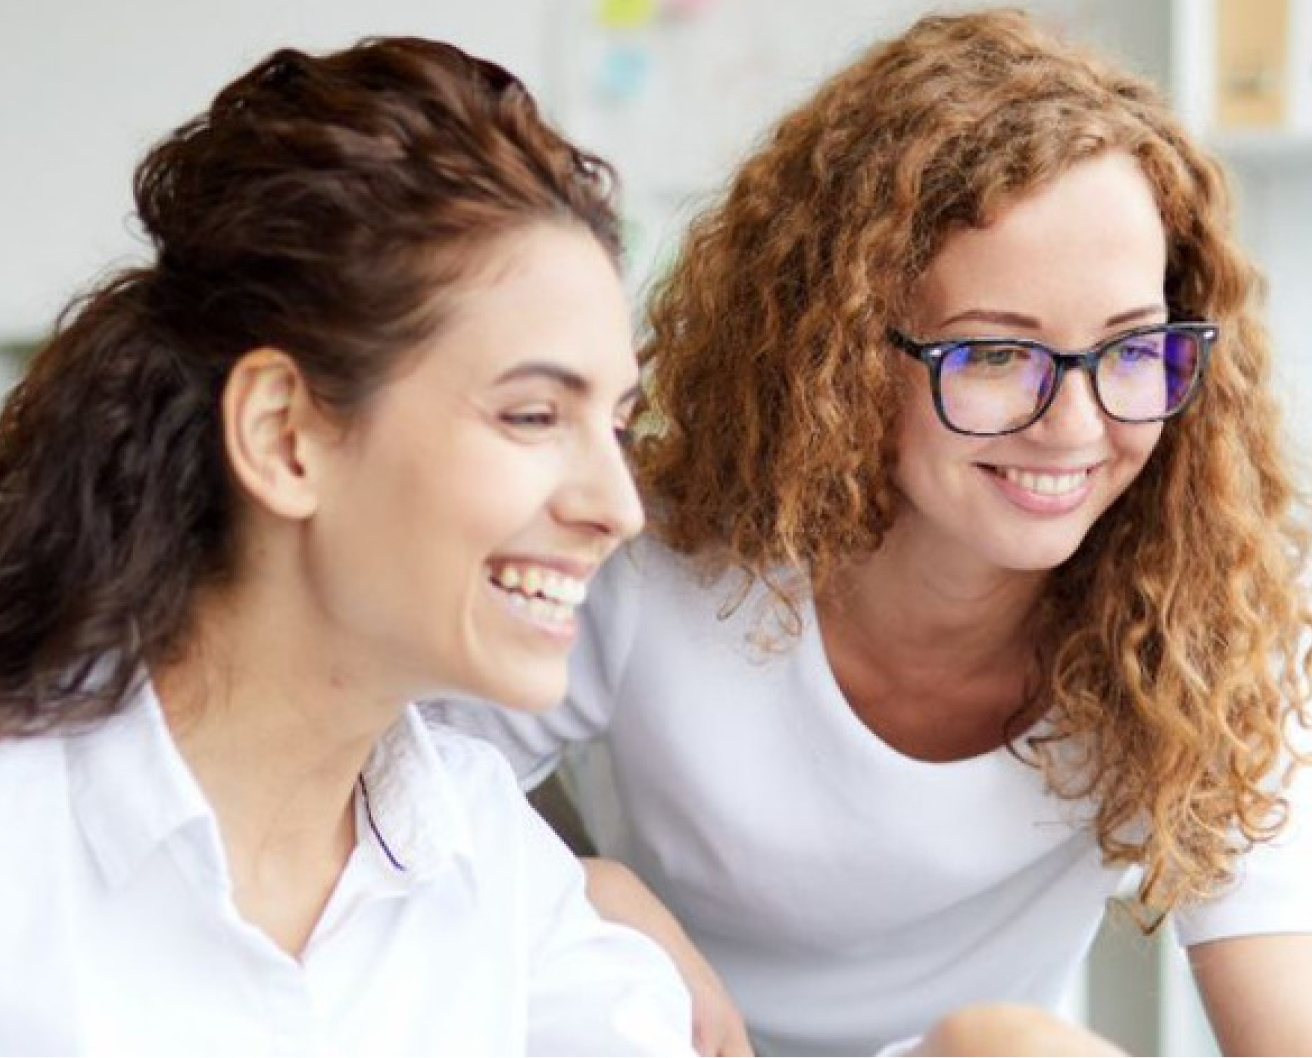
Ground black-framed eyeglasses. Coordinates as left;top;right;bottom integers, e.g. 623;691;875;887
888;321;1219;437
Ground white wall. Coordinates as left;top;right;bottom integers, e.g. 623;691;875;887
0;0;553;339
0;0;1185;339
1233;165;1312;474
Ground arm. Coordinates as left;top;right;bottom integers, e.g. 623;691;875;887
1181;735;1312;1055
1191;933;1312;1055
581;857;754;1058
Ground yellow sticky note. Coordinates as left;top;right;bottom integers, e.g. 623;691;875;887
598;0;657;31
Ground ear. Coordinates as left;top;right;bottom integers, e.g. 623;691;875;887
222;348;328;520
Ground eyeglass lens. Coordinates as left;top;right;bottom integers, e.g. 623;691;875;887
938;328;1202;434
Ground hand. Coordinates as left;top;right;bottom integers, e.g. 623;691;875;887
912;1004;1125;1056
679;942;754;1056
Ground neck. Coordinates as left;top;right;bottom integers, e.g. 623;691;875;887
157;664;369;858
815;525;1050;760
822;527;1047;667
152;582;405;954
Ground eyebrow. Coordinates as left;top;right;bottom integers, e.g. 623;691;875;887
1104;304;1168;328
495;361;588;391
493;360;641;406
936;304;1168;331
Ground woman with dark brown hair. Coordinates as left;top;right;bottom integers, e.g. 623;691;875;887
0;36;695;1054
435;10;1312;1056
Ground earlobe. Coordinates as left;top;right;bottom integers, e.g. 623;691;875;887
222;348;321;520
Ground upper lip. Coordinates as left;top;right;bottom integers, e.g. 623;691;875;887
486;555;601;581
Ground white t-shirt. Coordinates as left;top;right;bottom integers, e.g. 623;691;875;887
429;536;1312;1057
0;680;692;1056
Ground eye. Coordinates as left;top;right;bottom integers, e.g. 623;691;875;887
613;399;641;451
500;405;558;430
956;344;1032;370
1111;340;1164;364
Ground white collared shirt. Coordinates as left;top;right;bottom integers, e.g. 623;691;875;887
0;682;691;1056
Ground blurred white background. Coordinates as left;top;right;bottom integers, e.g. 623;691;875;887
3;1;1310;1052
3;0;1309;470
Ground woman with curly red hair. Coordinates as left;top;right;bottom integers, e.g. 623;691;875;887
434;9;1312;1055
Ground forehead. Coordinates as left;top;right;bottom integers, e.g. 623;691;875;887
422;224;633;386
915;153;1167;330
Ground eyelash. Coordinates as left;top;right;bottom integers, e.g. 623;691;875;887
501;407;558;429
500;406;636;450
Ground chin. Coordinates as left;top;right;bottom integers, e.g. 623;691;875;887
990;530;1090;573
472;669;568;714
1008;542;1085;572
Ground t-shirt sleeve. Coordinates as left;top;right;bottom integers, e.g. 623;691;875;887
1174;743;1312;946
420;544;643;789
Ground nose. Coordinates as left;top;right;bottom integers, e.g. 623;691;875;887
1032;366;1106;443
559;428;646;543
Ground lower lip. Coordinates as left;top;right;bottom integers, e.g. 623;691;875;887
982;466;1097;515
486;581;578;644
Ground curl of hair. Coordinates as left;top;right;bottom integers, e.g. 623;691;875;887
0;37;620;736
635;10;1312;913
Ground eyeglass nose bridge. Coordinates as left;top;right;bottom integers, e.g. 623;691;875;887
1028;347;1110;423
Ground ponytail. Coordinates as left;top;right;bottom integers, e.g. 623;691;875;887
0;271;230;734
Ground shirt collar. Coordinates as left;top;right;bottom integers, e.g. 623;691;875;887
65;686;475;891
65;680;219;890
356;705;476;884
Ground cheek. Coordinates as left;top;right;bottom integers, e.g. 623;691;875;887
893;381;943;469
893;384;987;489
439;443;563;546
1112;420;1165;475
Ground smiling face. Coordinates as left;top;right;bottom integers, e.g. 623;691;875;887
891;150;1168;578
303;223;643;710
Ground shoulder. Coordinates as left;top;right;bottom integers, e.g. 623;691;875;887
422;723;521;793
587;535;688;614
1176;755;1312;944
0;733;74;915
596;534;791;639
0;732;67;805
594;534;736;604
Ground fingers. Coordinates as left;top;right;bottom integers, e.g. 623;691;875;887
691;995;754;1056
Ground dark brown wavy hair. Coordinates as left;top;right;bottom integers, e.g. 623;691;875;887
0;37;620;737
636;9;1311;914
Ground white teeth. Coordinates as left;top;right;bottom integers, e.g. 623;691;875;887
495;590;574;627
1001;468;1089;496
487;564;588;606
522;567;542;597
